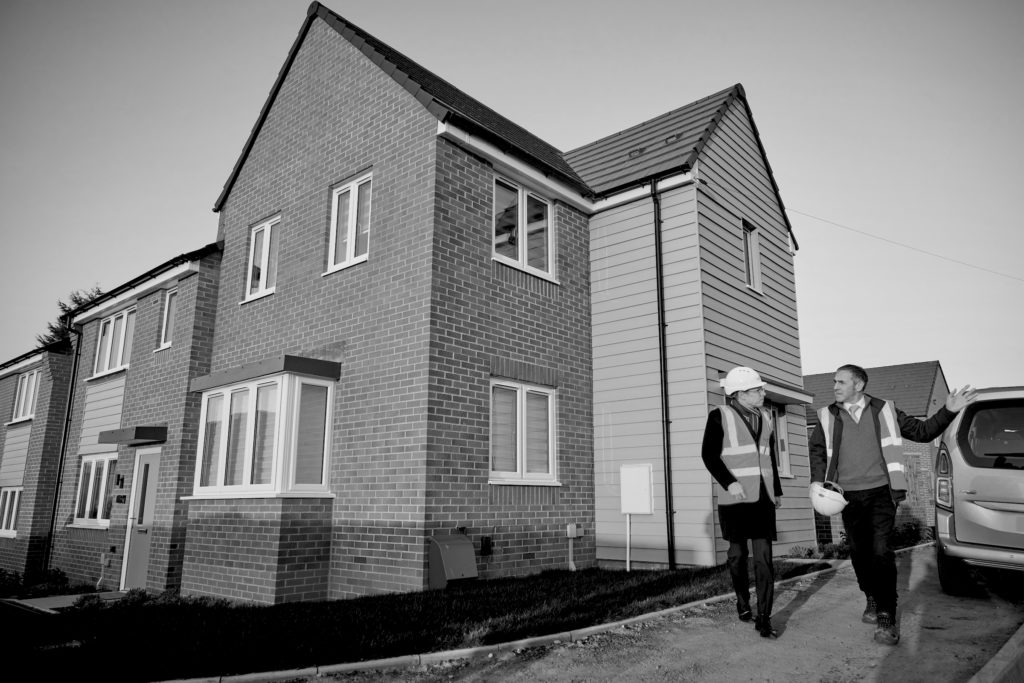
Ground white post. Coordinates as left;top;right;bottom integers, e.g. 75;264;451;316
626;513;631;572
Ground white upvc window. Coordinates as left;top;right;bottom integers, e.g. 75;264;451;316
489;380;557;484
742;220;763;292
493;177;554;277
159;289;178;348
327;173;372;273
72;454;117;528
767;401;792;478
245;216;280;300
93;308;136;375
0;487;22;536
193;373;333;497
12;369;40;421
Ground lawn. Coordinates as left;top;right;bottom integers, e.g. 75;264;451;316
13;559;830;682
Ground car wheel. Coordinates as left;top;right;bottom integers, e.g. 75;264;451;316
936;544;975;595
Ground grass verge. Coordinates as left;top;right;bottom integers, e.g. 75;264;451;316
13;559;829;682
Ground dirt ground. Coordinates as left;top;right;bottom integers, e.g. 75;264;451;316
290;546;1024;683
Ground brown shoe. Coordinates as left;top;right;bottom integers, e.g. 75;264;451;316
862;596;877;624
874;612;900;645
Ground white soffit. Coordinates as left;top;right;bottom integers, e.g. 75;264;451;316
73;262;200;325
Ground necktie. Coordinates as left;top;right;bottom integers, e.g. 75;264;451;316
849;405;860;423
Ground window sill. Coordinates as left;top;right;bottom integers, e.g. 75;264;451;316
67;522;111;530
745;284;764;296
0;530;16;538
488;479;562;487
780;471;796;479
86;367;128;382
154;343;172;353
4;416;33;427
240;289;275;306
492;256;560;286
183;490;336;501
322;256;368;277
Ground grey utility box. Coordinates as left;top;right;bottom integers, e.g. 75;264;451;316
428;534;478;589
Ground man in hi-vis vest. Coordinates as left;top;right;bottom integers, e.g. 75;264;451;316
702;366;784;639
809;364;976;646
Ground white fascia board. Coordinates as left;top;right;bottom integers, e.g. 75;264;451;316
73;262;200;325
438;122;592;213
0;351;44;376
436;121;694;216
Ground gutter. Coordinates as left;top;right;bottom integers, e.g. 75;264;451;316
650;184;677;570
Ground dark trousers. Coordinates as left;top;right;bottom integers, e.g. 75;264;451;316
841;485;897;614
727;537;774;618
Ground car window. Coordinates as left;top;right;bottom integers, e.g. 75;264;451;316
959;399;1024;469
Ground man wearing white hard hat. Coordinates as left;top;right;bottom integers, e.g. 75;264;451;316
809;364;977;646
702;366;784;639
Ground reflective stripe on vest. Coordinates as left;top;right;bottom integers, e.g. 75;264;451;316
817;400;908;491
716;405;774;506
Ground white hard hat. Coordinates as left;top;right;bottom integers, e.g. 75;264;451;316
809;481;848;516
720;366;766;395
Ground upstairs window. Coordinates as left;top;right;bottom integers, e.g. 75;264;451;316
328;174;372;272
94;308;136;375
493;178;553;277
742;220;762;292
490;380;557;484
12;369;40;421
159;289;177;348
72;454;117;528
193;373;333;497
246;216;280;300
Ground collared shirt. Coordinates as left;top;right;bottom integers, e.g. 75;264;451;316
843;395;867;422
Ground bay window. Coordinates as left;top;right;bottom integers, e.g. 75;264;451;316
193;373;333;497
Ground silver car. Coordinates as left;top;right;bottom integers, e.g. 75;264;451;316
934;386;1024;594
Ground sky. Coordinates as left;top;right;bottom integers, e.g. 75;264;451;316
1;0;1022;391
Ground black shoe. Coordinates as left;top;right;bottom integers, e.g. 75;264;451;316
862;596;877;624
755;615;778;638
874;612;900;645
736;600;752;622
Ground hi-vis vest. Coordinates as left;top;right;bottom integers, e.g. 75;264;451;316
817;400;909;491
716;405;775;506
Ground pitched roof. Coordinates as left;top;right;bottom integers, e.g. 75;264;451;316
214;2;590;212
564;83;795;245
803;361;949;427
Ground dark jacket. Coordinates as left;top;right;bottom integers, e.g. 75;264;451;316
809;395;956;492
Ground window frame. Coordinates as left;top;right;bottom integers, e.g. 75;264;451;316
93;308;136;377
192;373;334;498
742;220;763;292
158;289;178;349
71;453;117;528
244;216;280;302
0;487;22;536
489;379;558;485
766;400;793;478
12;369;40;421
326;173;372;274
492;177;555;279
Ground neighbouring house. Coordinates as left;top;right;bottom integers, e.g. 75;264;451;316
0;341;74;581
27;1;817;602
568;87;815;569
804;360;950;544
47;243;221;593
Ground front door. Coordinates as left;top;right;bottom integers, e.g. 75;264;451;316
123;448;159;590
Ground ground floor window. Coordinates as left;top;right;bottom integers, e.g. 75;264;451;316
193;373;333;497
73;454;117;527
490;380;557;484
0;487;22;535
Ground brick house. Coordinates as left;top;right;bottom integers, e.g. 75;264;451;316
47;243;221;592
0;341;74;580
804;360;950;543
183;2;595;603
